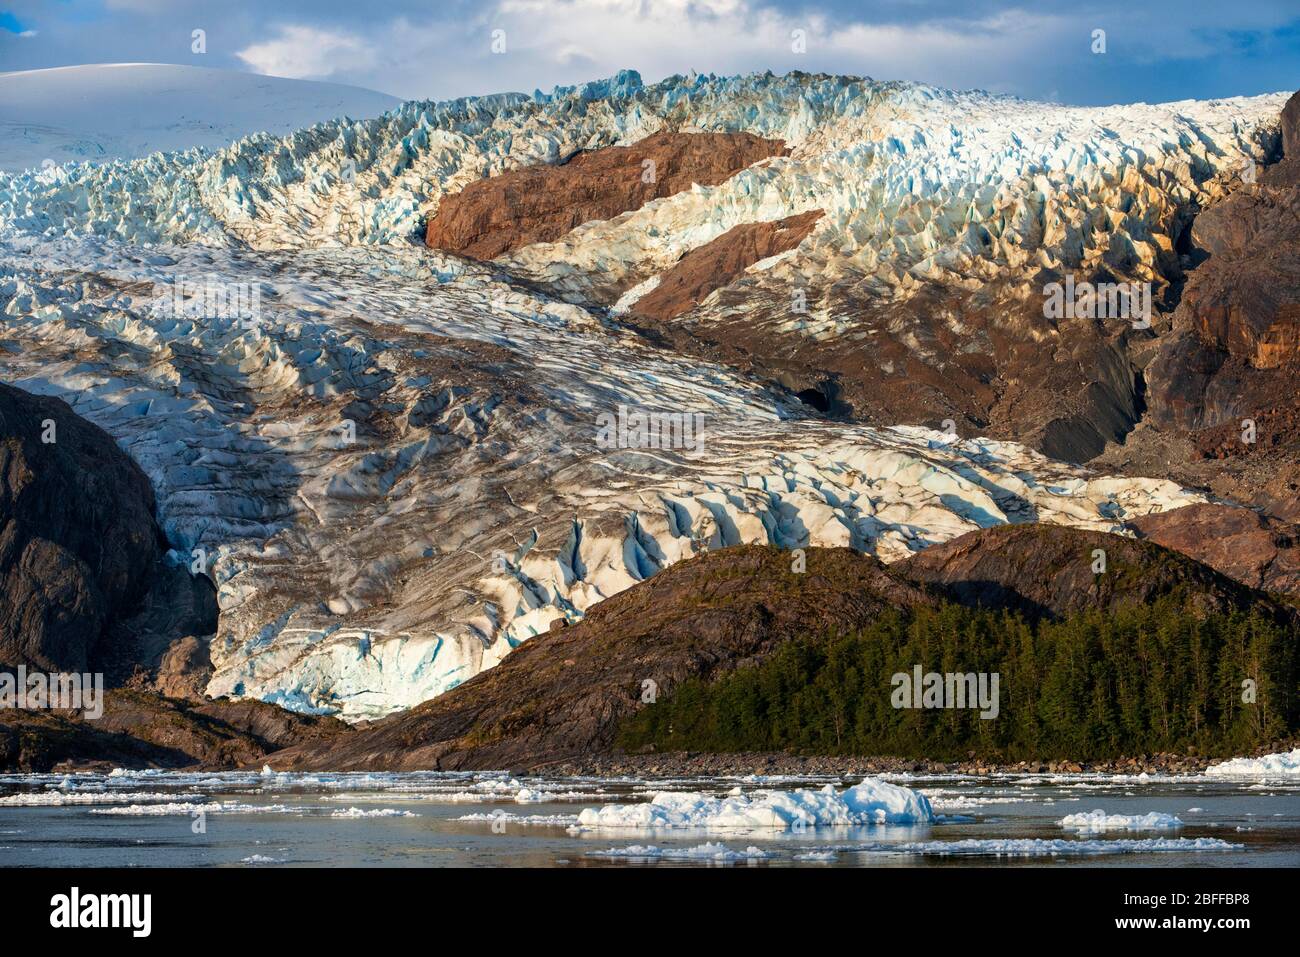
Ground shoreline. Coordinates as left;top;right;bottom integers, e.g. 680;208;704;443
545;747;1300;779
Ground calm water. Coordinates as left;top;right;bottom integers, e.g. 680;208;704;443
2;769;1297;867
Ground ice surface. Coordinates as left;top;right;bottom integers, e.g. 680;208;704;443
1205;749;1300;779
1057;809;1183;831
589;842;770;860
576;777;934;829
862;838;1241;857
0;790;202;806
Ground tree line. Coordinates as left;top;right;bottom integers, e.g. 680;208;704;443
618;600;1299;760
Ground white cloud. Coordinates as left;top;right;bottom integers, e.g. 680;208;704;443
236;25;380;80
220;0;1294;104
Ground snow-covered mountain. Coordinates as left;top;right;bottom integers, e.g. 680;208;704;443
0;69;1287;719
0;63;401;173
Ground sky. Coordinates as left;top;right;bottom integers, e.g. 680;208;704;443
1;0;1298;106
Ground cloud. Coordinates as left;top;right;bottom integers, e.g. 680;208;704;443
236;0;1076;101
236;25;380;80
4;0;1296;106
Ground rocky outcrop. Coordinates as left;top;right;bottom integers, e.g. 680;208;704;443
0;689;347;772
267;545;936;771
896;524;1288;622
0;383;163;673
1094;89;1300;518
145;636;214;702
425;131;787;259
1130;503;1300;596
1145;90;1300;424
627;210;823;323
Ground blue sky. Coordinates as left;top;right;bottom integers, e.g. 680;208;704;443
2;1;1297;105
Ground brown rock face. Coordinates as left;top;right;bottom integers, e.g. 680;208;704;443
1177;185;1300;372
896;523;1285;622
1130;503;1300;595
0;383;164;673
1117;89;1300;519
147;635;214;701
1145;90;1300;421
268;545;936;772
424;131;787;259
0;689;347;772
628;210;824;323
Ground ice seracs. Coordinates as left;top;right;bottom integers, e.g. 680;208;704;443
0;69;1275;719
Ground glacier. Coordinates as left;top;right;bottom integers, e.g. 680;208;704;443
0;70;1285;720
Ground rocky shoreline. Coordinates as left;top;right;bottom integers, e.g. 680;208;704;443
546;745;1300;779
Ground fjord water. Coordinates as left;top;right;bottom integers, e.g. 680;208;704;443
1;771;1297;868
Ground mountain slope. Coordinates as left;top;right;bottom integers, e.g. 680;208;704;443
270;531;1297;771
897;524;1296;622
0;63;401;173
268;545;936;771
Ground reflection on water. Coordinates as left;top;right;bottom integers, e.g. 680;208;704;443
1;769;1297;868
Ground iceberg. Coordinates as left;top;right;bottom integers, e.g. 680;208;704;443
576;777;934;830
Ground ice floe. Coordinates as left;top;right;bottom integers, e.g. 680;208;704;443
589;842;770;861
328;807;416;819
0;790;203;806
863;838;1241;857
576;777;933;830
457;811;581;827
1205;749;1300;779
1058;810;1183;832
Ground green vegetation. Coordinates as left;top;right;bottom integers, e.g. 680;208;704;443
618;600;1299;760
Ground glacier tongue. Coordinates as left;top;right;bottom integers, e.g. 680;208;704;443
2;69;1275;720
0;232;1207;720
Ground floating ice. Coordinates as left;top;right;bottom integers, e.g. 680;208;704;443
1058;810;1183;831
0;791;203;806
576;777;934;830
1205;749;1300;779
867;838;1241;857
328;807;416;819
589;843;770;861
458;810;581;826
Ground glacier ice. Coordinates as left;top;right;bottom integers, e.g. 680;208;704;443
0;70;1277;719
